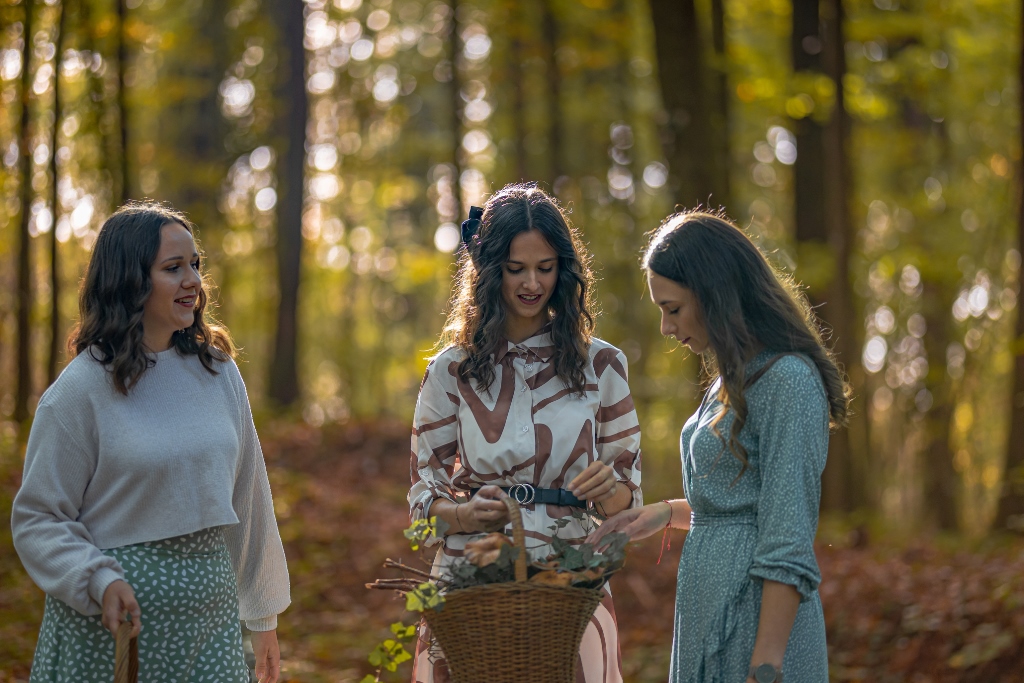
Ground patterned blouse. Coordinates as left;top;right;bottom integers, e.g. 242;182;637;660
408;325;643;683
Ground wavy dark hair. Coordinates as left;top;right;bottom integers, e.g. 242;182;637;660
439;184;595;394
642;210;850;478
68;201;235;394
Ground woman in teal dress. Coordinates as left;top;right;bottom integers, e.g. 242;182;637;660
592;211;849;683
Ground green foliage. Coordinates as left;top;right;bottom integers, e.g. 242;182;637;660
363;619;418;682
404;581;445;613
445;542;520;590
402;515;448;551
550;531;629;573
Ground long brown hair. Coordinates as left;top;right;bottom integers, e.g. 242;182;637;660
69;201;235;394
439;184;596;394
642;211;850;477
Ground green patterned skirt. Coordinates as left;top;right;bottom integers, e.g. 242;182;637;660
29;526;250;683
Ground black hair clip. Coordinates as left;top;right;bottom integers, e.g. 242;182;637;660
461;206;483;248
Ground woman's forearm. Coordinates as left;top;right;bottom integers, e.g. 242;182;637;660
594;483;634;517
428;498;467;535
748;579;801;677
664;498;692;529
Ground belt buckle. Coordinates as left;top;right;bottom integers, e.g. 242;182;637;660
508;483;536;505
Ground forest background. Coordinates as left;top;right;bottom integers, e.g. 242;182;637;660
1;0;1024;680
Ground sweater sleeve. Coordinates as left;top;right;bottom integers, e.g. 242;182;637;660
221;363;291;631
11;403;125;616
408;357;460;539
594;348;643;509
747;357;828;601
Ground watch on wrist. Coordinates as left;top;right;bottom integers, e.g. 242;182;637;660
749;663;783;683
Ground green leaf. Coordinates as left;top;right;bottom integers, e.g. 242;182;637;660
403;519;433;551
559;546;586;570
405;582;445;612
430;515;450;539
360;676;377;683
390;621;417;641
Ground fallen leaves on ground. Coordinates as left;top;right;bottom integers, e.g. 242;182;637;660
2;419;1023;682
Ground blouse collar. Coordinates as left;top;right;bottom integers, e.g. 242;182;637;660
493;323;555;365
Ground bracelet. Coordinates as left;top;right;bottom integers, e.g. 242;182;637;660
661;499;675;529
454;503;465;533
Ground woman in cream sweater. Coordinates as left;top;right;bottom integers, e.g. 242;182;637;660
12;202;290;683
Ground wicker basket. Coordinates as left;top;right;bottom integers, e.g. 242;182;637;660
422;496;605;683
114;621;138;683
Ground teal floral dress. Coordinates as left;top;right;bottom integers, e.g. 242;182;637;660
671;351;829;682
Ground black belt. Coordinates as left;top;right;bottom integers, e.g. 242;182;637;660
469;484;586;508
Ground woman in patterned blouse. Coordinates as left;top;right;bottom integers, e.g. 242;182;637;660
408;183;643;683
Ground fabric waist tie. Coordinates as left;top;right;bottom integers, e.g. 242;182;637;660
469;484;586;508
689;512;758;528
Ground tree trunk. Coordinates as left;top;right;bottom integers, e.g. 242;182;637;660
994;0;1024;531
648;0;725;210
159;1;228;236
116;0;129;203
15;0;35;424
920;282;959;530
791;0;827;243
509;2;528;182
791;0;853;512
818;0;862;511
709;0;730;207
48;0;68;385
542;0;563;185
268;0;307;406
449;0;462;217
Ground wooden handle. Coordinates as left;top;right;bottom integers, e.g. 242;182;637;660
114;621;138;683
501;495;528;582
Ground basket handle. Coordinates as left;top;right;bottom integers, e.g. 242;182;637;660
500;495;528;582
114;620;138;683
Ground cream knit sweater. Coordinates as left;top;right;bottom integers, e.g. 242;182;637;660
12;347;290;631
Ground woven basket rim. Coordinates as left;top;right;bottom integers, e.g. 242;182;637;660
438;581;606;599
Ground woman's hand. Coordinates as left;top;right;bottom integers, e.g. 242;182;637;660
458;485;511;533
101;579;141;638
251;629;281;683
568;461;618;504
587;502;673;547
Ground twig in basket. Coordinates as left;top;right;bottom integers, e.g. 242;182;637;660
366;579;421;592
383;559;434;579
367;578;422;587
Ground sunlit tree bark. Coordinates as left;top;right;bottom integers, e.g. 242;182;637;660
15;0;36;424
116;0;128;203
448;0;463;218
268;0;307;406
47;0;68;385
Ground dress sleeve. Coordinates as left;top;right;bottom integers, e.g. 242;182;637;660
408;357;461;538
11;403;125;616
595;348;643;509
222;362;291;631
747;357;828;601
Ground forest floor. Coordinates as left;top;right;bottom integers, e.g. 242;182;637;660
2;419;1024;683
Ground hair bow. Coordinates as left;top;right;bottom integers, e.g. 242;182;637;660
461;206;483;248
